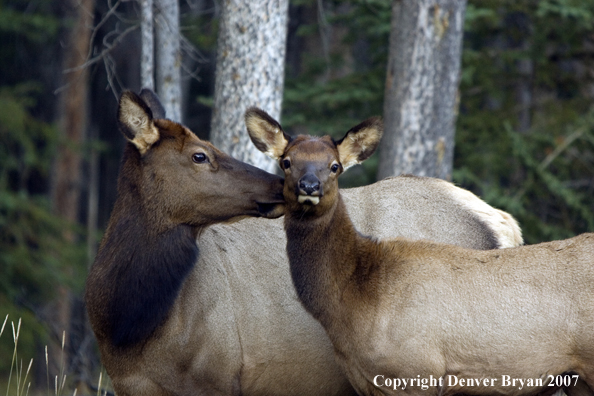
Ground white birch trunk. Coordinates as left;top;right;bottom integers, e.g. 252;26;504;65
155;0;181;121
140;0;154;90
378;0;466;181
211;0;289;173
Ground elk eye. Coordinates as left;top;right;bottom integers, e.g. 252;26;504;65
282;159;291;169
331;163;340;173
192;153;208;163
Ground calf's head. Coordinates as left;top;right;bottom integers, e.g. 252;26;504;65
117;91;285;231
245;107;382;215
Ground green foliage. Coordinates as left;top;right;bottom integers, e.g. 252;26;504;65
283;0;391;186
0;84;86;312
283;69;385;134
0;84;89;392
456;0;594;243
284;0;594;243
181;11;219;51
0;5;60;42
0;0;62;88
0;1;86;385
283;0;390;130
536;0;594;28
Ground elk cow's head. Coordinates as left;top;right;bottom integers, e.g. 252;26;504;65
117;91;285;232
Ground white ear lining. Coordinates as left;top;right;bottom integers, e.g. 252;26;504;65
119;93;161;155
246;116;289;160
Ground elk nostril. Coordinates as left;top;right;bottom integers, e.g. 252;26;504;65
299;179;320;194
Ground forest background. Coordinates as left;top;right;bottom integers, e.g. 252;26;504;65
1;0;593;394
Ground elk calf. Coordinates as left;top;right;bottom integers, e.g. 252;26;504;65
247;110;594;396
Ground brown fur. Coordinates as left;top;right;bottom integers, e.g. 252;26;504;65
86;99;527;396
254;116;594;396
85;90;285;395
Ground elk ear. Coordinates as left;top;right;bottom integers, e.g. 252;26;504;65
139;88;166;119
118;91;160;155
245;107;291;160
336;117;383;170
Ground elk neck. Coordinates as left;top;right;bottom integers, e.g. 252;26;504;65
86;145;199;350
284;192;385;329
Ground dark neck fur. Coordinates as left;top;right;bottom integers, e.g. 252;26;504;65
91;207;198;349
87;145;198;349
285;195;366;325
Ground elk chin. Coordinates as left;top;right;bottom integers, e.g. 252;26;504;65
256;201;285;219
298;195;320;205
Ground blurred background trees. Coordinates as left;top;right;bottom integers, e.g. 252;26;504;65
211;0;289;172
0;0;593;392
378;0;466;181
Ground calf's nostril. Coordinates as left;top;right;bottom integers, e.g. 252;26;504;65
299;173;322;195
299;180;320;194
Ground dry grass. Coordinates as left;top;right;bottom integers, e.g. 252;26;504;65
1;314;110;396
2;314;32;396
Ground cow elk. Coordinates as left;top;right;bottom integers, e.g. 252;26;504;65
85;94;524;396
247;109;594;396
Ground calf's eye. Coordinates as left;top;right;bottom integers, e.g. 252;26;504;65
282;159;291;169
331;163;340;173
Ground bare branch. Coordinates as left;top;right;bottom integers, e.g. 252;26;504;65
181;60;201;82
539;128;586;171
85;0;123;62
103;54;121;101
180;35;207;64
54;0;138;97
63;23;139;74
56;0;205;99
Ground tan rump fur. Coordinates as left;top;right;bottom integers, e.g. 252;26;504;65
439;180;523;247
346;176;522;248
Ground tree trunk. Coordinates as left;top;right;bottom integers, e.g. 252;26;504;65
155;0;181;121
378;0;466;180
50;0;95;389
211;0;289;173
140;0;155;90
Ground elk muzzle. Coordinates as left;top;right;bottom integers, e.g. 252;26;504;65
297;173;322;205
256;176;286;218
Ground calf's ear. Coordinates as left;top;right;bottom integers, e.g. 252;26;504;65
245;107;291;160
336;117;383;170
